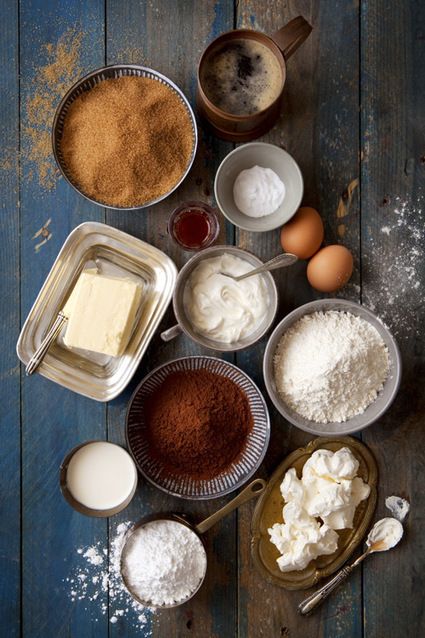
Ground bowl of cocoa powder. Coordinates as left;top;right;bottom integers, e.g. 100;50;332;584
52;65;197;209
126;356;270;499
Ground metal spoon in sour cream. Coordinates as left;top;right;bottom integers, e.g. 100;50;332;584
366;517;404;551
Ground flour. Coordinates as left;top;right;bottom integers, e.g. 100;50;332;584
363;196;424;342
64;522;153;632
274;311;390;423
122;520;207;607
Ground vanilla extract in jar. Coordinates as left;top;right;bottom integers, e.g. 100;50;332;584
200;39;283;116
168;201;220;251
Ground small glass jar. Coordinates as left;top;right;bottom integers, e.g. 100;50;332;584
168;201;220;251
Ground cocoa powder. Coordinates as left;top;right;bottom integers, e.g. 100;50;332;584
143;370;253;480
60;76;194;207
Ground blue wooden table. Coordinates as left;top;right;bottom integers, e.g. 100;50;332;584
1;1;424;636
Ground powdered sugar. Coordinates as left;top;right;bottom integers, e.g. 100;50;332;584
64;522;153;632
274;311;389;423
122;519;207;606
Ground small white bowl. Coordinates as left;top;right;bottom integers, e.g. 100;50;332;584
214;142;303;232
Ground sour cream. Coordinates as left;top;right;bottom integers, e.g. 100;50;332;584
366;517;404;551
183;254;269;344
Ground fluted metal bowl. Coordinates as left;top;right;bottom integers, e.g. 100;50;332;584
126;356;270;499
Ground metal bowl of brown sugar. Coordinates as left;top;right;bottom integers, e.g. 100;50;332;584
125;356;270;499
52;64;198;210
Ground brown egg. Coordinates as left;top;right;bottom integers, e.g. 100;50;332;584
307;245;353;292
280;207;324;259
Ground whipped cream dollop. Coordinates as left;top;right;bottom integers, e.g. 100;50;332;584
268;447;371;572
385;495;410;522
366;517;404;550
183;254;269;344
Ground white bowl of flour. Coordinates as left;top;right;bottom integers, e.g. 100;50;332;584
263;299;401;436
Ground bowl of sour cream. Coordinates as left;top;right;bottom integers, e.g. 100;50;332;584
160;245;278;351
214;142;304;232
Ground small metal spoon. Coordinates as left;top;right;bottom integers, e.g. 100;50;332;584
25;260;103;376
219;253;298;282
298;518;403;615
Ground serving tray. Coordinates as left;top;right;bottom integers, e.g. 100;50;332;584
251;436;378;590
17;222;177;401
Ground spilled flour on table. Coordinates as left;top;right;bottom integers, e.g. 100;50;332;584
64;522;154;632
363;196;424;341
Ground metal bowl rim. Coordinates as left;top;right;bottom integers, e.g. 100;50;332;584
125;355;271;499
263;298;402;436
52;63;198;211
172;244;279;351
119;513;207;608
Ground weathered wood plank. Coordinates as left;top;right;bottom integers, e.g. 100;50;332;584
105;1;235;636
0;2;20;636
360;2;425;637
235;2;362;637
19;1;107;636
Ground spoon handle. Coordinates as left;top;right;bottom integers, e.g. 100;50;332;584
194;479;266;535
298;549;369;615
233;253;298;282
25;311;68;376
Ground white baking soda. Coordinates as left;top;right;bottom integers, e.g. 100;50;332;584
66;442;137;510
233;165;285;217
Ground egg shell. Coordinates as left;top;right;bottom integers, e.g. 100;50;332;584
307;245;354;292
280;207;324;259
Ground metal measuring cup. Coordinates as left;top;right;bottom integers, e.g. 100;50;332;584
120;478;266;608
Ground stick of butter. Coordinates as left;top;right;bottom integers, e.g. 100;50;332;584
63;270;142;357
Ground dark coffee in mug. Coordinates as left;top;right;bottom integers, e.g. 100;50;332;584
200;38;283;116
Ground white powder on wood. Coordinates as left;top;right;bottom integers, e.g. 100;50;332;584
64;522;153;632
122;520;207;607
274;311;390;423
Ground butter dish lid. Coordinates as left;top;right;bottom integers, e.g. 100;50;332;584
17;221;177;401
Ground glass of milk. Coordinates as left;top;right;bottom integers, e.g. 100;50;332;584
60;440;138;517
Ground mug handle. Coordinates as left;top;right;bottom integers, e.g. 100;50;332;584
271;16;312;60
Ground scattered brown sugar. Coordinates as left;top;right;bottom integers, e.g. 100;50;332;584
24;28;83;190
59;76;194;207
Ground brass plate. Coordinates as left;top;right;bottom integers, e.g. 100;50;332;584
251;437;378;590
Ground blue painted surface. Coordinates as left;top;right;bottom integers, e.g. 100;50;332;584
0;1;424;637
0;2;20;637
19;1;106;637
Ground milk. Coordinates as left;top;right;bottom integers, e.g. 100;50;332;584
66;442;137;510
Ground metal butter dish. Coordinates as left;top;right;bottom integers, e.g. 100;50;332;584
17;222;177;401
251;437;378;590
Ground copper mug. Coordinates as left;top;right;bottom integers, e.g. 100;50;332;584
196;16;312;142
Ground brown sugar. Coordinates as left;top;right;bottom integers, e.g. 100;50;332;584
59;76;194;207
25;28;83;190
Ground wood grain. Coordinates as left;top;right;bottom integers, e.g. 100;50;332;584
1;0;424;636
235;2;362;637
19;1;107;636
360;2;425;637
105;1;235;636
0;1;20;636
